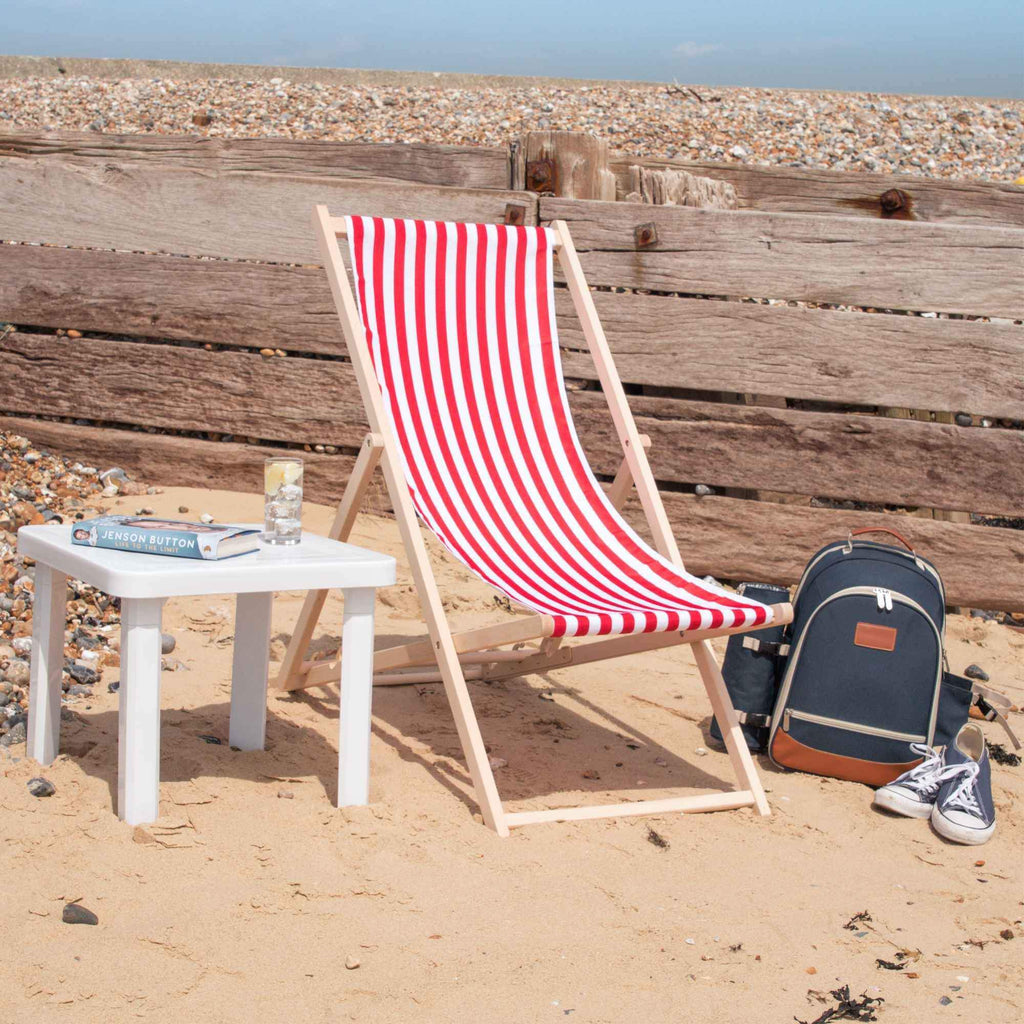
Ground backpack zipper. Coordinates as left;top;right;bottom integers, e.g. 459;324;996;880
770;586;943;753
782;708;926;744
793;542;945;609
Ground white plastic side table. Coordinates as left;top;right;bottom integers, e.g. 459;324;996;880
17;524;395;825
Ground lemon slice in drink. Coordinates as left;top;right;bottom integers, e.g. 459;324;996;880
265;461;302;493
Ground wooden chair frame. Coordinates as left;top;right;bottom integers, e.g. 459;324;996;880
276;206;794;835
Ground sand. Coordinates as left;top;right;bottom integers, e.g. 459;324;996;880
1;484;1021;1023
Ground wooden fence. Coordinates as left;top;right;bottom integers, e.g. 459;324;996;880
1;129;1021;609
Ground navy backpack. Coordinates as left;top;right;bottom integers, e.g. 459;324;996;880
713;529;1019;786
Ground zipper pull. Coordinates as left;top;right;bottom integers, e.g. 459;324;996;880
783;708;791;732
875;588;885;611
884;589;893;612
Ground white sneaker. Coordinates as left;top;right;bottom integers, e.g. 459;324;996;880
873;744;947;818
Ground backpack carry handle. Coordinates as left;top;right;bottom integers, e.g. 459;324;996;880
848;527;915;553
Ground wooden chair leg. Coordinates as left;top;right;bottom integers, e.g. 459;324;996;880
431;634;509;835
691;639;771;816
275;434;383;691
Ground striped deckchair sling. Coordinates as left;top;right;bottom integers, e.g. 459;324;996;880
277;207;794;836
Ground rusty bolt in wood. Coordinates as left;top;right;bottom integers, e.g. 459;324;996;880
504;203;526;226
525;158;556;193
879;188;911;216
634;222;659;249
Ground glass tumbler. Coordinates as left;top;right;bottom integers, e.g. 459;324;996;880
264;457;303;545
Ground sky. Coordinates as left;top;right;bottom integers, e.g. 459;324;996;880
5;0;1023;98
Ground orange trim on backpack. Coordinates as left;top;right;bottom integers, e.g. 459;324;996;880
771;728;920;786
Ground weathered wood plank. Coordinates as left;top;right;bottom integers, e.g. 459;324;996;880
542;197;1024;318
5;332;1020;514
1;332;369;447
0;414;378;511
2;413;1018;611
0;244;343;354
652;492;1023;611
569;391;1023;517
4;245;1020;418
610;156;1024;228
0;130;511;190
0;156;537;262
556;291;1024;419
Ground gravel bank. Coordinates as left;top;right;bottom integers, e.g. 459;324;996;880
0;430;167;741
1;75;1022;183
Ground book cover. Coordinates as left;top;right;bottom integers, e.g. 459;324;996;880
70;515;260;560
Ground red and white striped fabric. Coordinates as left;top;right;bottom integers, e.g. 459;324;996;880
345;216;772;638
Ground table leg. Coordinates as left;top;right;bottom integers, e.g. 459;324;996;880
337;587;376;807
118;597;165;825
26;564;67;765
229;592;273;751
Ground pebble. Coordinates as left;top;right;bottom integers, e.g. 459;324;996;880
68;663;99;686
277;789;294;799
694;746;709;757
1;721;27;746
107;680;120;693
694;484;714;497
964;664;989;682
161;633;176;655
62;903;99;926
67;684;93;696
178;506;189;513
27;776;55;797
6;660;30;686
200;513;215;524
488;756;508;769
345;955;361;970
0;77;1018;182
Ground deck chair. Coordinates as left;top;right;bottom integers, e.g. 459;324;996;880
277;208;794;836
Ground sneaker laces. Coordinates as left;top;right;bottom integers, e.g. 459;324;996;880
938;760;983;818
888;743;945;796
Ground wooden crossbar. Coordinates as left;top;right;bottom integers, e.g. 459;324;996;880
504;791;757;827
482;603;793;682
292;614;555;690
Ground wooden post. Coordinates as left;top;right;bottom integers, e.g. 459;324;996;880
513;131;616;200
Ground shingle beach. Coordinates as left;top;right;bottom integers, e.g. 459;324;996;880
2;75;1022;182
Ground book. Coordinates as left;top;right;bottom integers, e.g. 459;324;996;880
70;515;260;560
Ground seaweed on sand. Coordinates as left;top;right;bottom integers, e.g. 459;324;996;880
796;985;884;1023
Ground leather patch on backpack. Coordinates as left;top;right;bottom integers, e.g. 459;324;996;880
854;622;897;652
